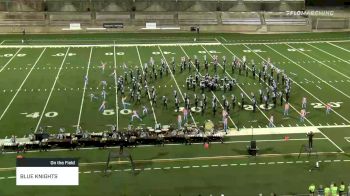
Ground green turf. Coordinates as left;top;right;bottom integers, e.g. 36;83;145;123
1;32;350;195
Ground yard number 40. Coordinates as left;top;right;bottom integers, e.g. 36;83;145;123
21;111;58;118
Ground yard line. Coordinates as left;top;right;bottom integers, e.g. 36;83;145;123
157;45;196;126
220;44;314;127
201;45;272;126
327;41;350;54
77;47;93;129
266;44;350;99
136;46;158;124
0;40;4;45
320;42;350;71
260;44;350;124
34;48;70;132
0;48;47;121
0;48;22;73
241;44;345;152
179;45;237;129
220;36;228;42
295;43;350;80
113;43;119;130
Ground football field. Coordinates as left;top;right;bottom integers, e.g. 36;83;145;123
0;32;350;195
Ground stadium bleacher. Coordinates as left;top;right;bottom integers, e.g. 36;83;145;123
0;0;348;33
178;12;218;25
221;12;261;25
264;12;309;25
0;12;45;26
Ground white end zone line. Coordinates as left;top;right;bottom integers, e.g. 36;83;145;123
157;45;197;126
0;47;22;73
266;44;350;100
200;45;272;126
77;47;93;128
241;44;345;152
136;46;158;124
34;48;70;132
289;43;350;80
113;42;119;130
0;48;47;121
179;45;237;129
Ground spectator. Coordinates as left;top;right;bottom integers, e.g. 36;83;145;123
331;183;338;196
309;183;316;195
339;181;345;195
324;186;330;196
317;185;324;196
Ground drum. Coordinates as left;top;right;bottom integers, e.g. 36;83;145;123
155;130;161;134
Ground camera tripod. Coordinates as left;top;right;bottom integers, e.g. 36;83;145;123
104;150;135;176
298;144;319;160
